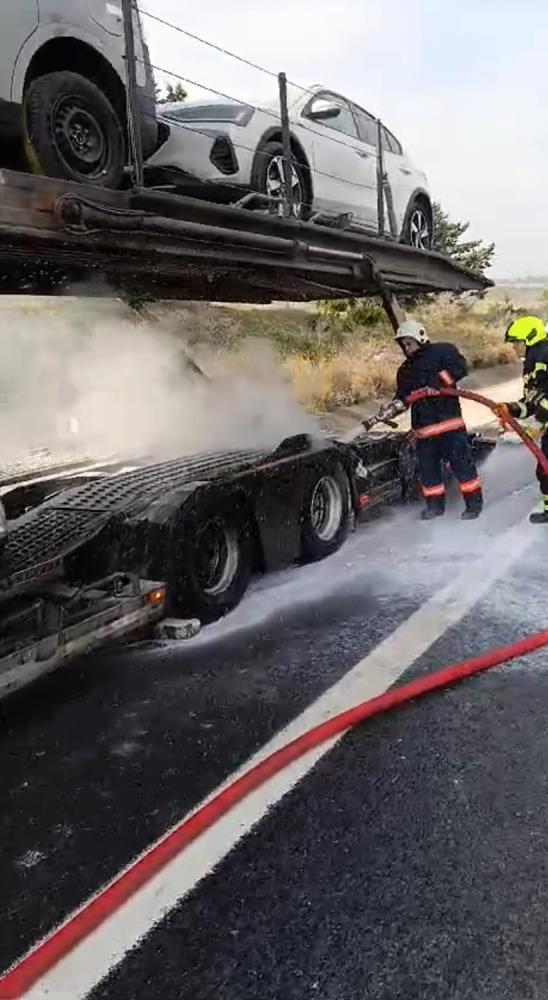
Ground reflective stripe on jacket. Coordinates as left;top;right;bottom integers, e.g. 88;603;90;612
396;341;468;431
521;341;548;425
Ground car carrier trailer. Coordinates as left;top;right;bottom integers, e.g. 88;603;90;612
0;428;495;700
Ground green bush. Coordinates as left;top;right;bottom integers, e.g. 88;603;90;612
316;297;387;331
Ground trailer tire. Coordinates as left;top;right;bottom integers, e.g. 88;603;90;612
167;498;254;623
24;71;125;187
300;465;350;563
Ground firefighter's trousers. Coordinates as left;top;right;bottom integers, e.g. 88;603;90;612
537;432;548;504
416;428;482;509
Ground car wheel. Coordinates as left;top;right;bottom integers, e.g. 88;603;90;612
253;140;309;219
300;465;350;563
402;198;433;250
24;71;125;188
167;497;254;623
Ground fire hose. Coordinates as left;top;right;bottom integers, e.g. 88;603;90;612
1;389;548;999
406;386;548;476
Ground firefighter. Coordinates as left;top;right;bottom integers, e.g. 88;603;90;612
495;315;548;523
364;319;483;520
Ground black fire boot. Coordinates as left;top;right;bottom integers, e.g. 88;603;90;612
461;490;483;521
530;494;548;523
529;507;548;524
421;496;445;520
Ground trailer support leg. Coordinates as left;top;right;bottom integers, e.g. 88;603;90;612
380;287;406;333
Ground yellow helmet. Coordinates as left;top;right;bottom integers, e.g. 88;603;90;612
505;315;547;347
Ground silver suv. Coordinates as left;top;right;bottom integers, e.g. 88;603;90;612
0;1;157;187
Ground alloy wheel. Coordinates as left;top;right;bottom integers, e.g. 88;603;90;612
409;208;431;249
265;155;303;217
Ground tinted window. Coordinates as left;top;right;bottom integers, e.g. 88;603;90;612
352;104;378;147
384;127;402;155
306;93;358;139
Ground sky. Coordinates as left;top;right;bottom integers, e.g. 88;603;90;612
141;0;548;279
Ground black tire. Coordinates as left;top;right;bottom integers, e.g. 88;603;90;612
24;71;125;187
401;197;433;250
253;139;310;220
167;497;254;624
300;464;350;563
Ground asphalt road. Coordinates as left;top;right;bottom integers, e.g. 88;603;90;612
2;440;548;1000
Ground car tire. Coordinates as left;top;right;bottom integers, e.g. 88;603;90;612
167;497;254;624
401;197;433;250
300;465;350;563
24;71;125;188
253;139;310;220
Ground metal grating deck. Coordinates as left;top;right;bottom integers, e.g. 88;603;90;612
0;449;267;594
48;450;267;513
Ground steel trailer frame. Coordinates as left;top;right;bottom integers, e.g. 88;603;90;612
0;169;490;304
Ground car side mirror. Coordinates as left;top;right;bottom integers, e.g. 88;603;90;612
307;102;341;123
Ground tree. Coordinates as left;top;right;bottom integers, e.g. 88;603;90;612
315;202;495;326
432;201;495;277
155;80;187;105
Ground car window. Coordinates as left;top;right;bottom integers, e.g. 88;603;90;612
351;104;378;147
305;93;359;139
384;127;403;155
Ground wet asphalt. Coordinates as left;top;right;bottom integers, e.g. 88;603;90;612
2;440;548;999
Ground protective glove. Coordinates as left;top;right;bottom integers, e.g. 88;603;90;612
494;402;520;427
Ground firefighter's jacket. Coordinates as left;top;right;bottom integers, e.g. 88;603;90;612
395;341;468;437
512;340;548;426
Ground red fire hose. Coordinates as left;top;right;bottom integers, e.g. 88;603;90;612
407;386;548;476
1;388;547;1000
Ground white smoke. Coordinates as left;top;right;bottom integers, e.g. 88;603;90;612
0;297;318;465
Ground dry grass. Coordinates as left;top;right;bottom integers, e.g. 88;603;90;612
284;344;397;411
142;293;540;413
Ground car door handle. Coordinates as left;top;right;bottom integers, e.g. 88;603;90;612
355;149;371;159
399;167;413;175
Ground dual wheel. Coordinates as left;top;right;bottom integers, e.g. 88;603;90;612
168;465;350;623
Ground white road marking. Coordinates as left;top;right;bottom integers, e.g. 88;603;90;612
23;514;536;1000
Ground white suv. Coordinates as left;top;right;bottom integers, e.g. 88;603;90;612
0;1;157;187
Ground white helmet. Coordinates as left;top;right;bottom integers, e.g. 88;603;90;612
395;319;429;346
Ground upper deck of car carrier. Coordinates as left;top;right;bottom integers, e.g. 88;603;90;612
0;169;491;304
